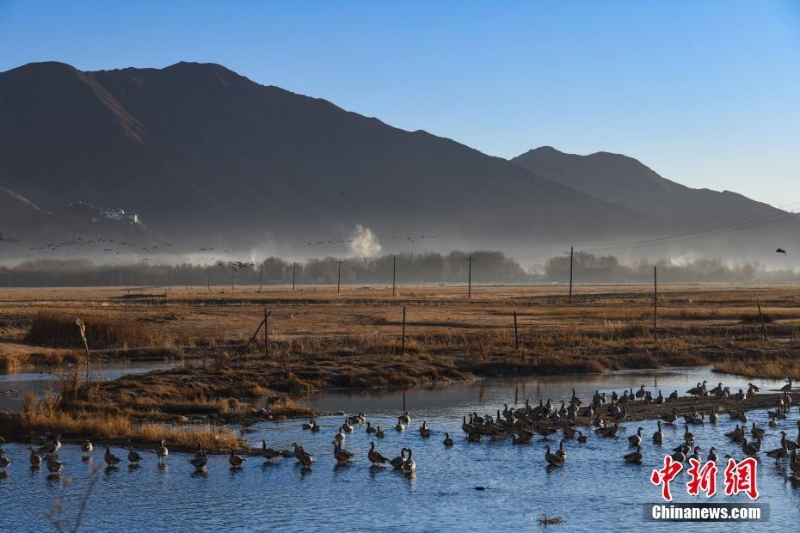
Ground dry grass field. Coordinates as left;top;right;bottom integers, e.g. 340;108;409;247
1;283;799;450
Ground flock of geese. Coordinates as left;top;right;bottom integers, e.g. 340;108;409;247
2;379;799;482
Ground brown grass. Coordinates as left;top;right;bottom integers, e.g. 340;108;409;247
2;283;800;445
26;311;167;349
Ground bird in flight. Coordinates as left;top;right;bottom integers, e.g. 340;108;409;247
776;248;787;256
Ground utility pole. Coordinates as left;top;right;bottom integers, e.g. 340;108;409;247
258;264;263;292
231;266;235;293
467;255;473;299
653;265;658;341
207;266;210;293
392;255;397;296
264;308;271;358
567;246;574;304
292;262;296;291
337;259;342;294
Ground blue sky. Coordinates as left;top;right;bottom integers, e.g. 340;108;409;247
1;1;799;209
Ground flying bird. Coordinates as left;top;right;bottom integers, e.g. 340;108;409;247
776;248;787;256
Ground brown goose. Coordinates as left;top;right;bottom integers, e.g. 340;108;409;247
190;445;207;469
261;441;282;462
660;409;678;425
29;447;42;468
419;421;431;437
708;447;718;462
652;421;664;444
544;445;564;467
742;437;760;457
157;440;169;463
556;439;567;462
443;433;454;447
104;446;121;467
46;453;62;474
401;448;416;475
127;445;141;465
628;427;644;447
368;442;389;466
229;448;244;469
332;441;353;466
376;426;386;439
624;445;643;464
390;448;407;469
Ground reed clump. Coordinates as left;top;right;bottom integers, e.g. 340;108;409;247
26;311;167;349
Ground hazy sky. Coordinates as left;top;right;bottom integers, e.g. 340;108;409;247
1;1;799;210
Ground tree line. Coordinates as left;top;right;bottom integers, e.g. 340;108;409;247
0;252;796;287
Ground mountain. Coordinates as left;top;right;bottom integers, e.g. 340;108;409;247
512;147;800;258
0;186;155;256
0;62;663;260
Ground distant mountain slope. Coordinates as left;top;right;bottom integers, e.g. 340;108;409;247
512;146;800;257
0;62;662;256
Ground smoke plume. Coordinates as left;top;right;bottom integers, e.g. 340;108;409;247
348;225;382;257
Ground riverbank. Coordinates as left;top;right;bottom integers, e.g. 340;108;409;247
1;284;799;451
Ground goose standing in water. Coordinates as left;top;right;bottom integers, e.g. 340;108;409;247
401;448;416;475
365;422;377;435
624;445;643;464
81;440;93;456
190;445;208;470
544;445;564;467
741;437;760;457
335;426;346;445
766;435;789;460
127;445;141;466
368;442;389;466
555;439;567;462
292;443;314;468
261;441;282;463
342;419;354;433
781;379;793;393
708;447;718;463
443;433;454;447
46;453;62;474
660;409;678;425
39;435;62;456
155;440;169;464
390;448;407;469
577;431;588;444
653;421;664;444
104;447;121;467
376;426;386;439
333;441;354;466
29;447;42;468
689;446;702;462
628;427;644;447
399;412;411;425
0;455;10;471
229;449;244;469
395;420;406;432
419;421;431;437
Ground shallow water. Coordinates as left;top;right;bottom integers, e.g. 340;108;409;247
1;367;798;532
0;362;176;412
